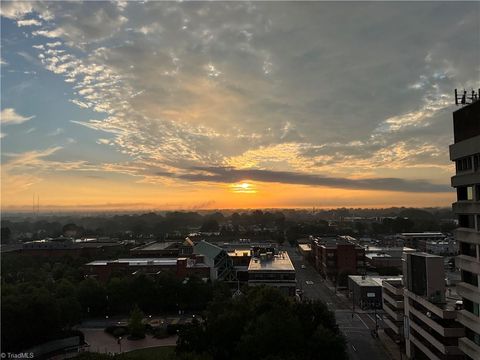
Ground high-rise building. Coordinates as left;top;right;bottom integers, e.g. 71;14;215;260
450;98;480;360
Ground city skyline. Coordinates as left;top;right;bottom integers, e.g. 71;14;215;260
1;1;479;211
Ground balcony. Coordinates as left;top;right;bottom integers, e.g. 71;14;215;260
383;280;404;296
383;302;403;321
454;228;480;245
456;281;480;304
409;333;442;360
404;289;456;320
456;309;480;334
384;316;402;335
383;291;404;309
456;255;480;274
458;337;480;360
409;320;463;356
451;172;480;188
452;201;480;215
408;307;464;338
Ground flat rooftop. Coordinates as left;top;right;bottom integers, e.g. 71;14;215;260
131;242;179;251
86;258;178;266
399;232;444;237
248;251;295;272
349;275;402;287
228;249;252;257
298;244;312;252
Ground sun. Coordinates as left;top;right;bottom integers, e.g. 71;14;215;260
230;181;257;194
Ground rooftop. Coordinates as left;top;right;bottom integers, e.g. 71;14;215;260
248;251;295;272
86;258;178;266
131;241;180;251
349;275;402;287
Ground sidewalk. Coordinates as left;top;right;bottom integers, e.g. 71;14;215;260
377;329;404;360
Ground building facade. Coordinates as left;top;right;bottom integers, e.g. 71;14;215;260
450;99;480;360
311;236;365;284
403;252;465;360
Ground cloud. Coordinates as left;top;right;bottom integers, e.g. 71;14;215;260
156;166;451;193
0;108;35;125
2;2;477;199
17;18;42;27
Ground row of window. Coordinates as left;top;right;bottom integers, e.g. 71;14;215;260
458;214;480;231
457;185;480;201
463;299;480;317
456;153;480;172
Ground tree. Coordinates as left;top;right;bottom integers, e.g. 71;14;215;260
1;227;12;243
200;219;219;232
177;286;347;360
128;305;145;339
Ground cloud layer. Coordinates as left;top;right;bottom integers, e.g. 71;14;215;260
1;1;478;207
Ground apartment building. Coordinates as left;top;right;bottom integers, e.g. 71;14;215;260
310;236;365;284
450;98;480;360
403;252;465;360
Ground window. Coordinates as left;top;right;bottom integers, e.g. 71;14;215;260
474;153;480;171
457;186;473;201
464;299;480;317
460;242;477;257
456;156;473;172
462;270;479;286
459;214;475;229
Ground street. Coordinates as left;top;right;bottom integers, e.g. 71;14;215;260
284;245;391;360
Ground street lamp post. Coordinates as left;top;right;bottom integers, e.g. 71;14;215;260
117;336;122;353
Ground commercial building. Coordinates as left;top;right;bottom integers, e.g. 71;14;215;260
403;252;465;360
193;240;237;281
364;246;416;272
130;240;191;257
21;238;121;257
348;275;402;310
84;255;210;282
248;247;296;296
311;236;365;284
397;232;447;252
450;97;480;359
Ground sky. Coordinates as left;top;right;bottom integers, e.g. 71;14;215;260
1;1;479;212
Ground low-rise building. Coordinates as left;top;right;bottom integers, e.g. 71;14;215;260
348;275;402;310
248;248;296;296
21;238;121;257
311;236;365;284
397;232;446;252
84;255;210;282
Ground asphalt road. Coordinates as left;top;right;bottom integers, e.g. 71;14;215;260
284;245;390;360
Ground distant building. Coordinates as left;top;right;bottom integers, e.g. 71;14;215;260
425;239;457;256
403;252;465;360
21;238;121;257
130;240;193;257
84;255;209;282
364;246;416;272
397;232;446;252
311;236;365;284
247;247;296;296
450;97;480;359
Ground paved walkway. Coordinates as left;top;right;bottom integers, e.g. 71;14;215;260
80;328;177;354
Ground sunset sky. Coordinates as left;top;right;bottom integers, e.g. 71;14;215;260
1;1;478;212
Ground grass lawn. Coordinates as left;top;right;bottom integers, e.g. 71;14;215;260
120;346;176;360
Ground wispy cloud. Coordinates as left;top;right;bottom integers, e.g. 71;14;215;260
0;108;35;125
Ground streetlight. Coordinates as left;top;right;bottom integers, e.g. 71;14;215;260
117;336;122;353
